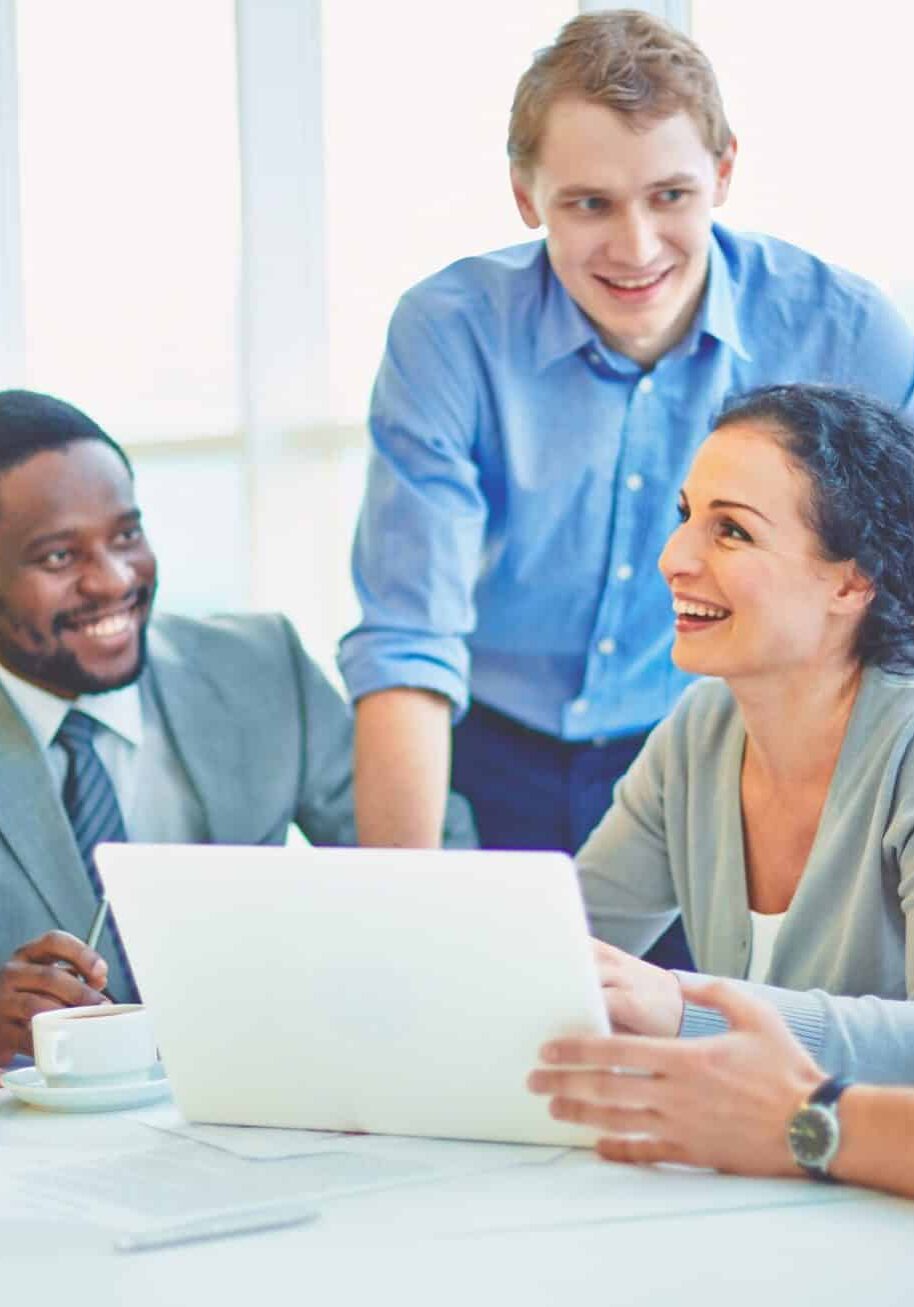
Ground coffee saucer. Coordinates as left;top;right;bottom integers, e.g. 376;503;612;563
1;1062;171;1113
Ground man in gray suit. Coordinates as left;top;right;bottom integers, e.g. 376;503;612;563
0;390;471;1062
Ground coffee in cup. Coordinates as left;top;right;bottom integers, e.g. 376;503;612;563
32;1004;158;1088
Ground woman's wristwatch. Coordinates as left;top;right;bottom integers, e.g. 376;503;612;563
787;1077;852;1180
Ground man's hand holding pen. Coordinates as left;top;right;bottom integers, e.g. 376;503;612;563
0;930;109;1064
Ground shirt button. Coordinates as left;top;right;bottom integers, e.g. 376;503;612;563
598;637;616;655
626;473;644;492
570;698;589;715
588;350;601;365
637;376;654;394
616;564;633;581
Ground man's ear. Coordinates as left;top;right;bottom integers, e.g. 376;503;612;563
510;166;542;230
712;136;737;207
831;561;875;616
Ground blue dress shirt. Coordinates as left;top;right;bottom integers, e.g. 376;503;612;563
339;225;914;741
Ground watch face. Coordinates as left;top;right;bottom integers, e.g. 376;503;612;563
789;1105;838;1168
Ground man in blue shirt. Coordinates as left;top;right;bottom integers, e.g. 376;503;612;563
339;10;914;967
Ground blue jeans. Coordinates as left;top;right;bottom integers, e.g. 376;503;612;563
451;701;693;971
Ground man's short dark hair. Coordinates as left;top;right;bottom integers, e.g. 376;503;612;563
0;389;132;480
716;383;914;673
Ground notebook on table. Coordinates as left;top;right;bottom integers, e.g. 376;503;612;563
97;844;609;1147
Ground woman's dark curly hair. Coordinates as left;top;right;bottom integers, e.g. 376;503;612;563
715;383;914;673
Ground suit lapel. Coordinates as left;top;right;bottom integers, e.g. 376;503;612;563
144;624;250;843
0;687;98;934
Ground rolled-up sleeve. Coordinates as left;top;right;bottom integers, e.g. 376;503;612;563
338;292;489;717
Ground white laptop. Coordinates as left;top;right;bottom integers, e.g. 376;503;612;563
97;845;609;1147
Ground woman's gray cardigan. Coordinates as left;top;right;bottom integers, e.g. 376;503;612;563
576;666;914;1084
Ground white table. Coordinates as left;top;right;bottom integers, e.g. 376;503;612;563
2;1087;910;1307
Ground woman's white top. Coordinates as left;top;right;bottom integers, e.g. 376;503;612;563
747;911;787;984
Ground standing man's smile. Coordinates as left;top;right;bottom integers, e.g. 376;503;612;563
510;97;735;367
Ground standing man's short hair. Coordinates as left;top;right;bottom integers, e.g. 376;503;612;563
508;9;732;172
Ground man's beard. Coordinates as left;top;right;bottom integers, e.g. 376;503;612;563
0;586;153;696
0;622;150;696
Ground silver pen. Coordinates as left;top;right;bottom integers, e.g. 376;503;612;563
85;897;117;1000
85;896;109;951
114;1201;320;1253
53;897;110;977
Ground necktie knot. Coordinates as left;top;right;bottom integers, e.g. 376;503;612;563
56;708;99;753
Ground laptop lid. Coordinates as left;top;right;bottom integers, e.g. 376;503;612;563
97;845;609;1147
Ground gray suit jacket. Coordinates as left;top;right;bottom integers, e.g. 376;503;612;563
1;611;474;999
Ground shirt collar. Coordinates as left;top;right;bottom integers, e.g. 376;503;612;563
535;255;599;371
688;227;752;362
534;227;751;372
0;662;144;750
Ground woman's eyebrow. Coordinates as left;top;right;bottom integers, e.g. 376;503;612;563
709;498;773;525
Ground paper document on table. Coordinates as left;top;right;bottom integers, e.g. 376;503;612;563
6;1120;564;1246
9;1136;411;1232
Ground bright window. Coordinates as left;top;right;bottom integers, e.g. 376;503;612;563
692;0;914;323
322;0;577;422
16;0;241;442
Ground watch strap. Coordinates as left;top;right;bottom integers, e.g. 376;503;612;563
799;1077;852;1182
809;1077;852;1109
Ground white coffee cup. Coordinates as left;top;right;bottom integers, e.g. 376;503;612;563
32;1004;158;1088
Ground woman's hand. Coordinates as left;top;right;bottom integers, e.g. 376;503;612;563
528;978;824;1177
593;938;684;1036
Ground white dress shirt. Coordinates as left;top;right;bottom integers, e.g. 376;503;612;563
0;663;206;843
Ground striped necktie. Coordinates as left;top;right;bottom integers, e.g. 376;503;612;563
54;709;139;1001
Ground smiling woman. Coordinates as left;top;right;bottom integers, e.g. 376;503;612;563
574;382;914;1087
659;412;873;684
